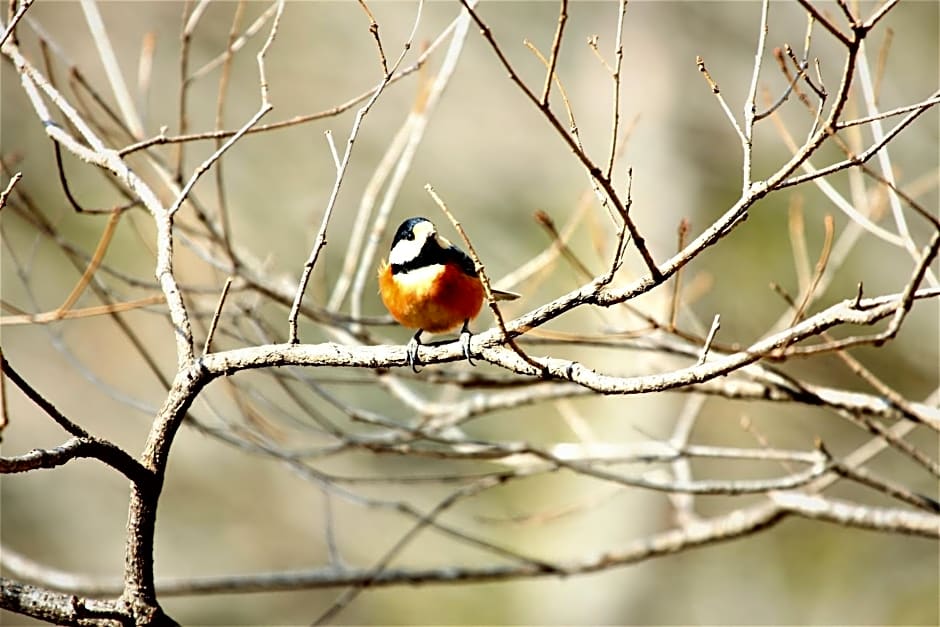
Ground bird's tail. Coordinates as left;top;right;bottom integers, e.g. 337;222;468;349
491;288;521;302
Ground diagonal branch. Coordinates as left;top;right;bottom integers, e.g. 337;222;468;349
457;0;661;281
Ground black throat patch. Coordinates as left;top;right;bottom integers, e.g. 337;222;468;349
391;237;477;277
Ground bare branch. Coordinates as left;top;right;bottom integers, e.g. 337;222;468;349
696;314;721;365
425;184;541;372
458;0;662;281
3;1;934;622
539;0;567;106
202;277;233;355
0;0;34;47
0;171;23;210
771;492;940;538
741;0;771;190
796;0;851;47
288;0;425;344
357;0;389;77
0;436;148;484
0;577;125;626
696;55;747;146
79;0;144;138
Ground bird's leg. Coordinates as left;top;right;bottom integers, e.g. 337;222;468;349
406;329;424;372
459;319;475;367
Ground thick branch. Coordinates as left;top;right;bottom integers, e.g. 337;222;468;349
0;577;127;626
0;436;148;485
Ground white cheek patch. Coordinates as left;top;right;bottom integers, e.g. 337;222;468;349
389;221;437;265
435;234;453;249
393;264;444;294
413;221;435;239
389;237;424;265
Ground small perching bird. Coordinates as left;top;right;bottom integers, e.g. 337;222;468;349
378;216;519;371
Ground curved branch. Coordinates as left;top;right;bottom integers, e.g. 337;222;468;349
771;492;940;538
0;436;148;485
194;287;938;404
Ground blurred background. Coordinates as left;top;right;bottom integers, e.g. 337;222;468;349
2;1;937;624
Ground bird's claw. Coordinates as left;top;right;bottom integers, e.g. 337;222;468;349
406;325;476;371
407;330;422;373
460;320;475;367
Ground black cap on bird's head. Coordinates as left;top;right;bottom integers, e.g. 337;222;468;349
388;216;477;276
392;216;434;246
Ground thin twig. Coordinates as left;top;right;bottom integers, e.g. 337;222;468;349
213;0;246;262
326;114;410;311
167;105;272;220
1;295;165;326
458;0;661;281
174;0;205;181
696;56;746;145
766;88;908;247
324;130;340;169
188;2;279;83
834;0;857;26
425;184;544;374
788;214;834;327
667;394;706;526
740;415;796;473
167;0;283;219
754;56;807;121
136;31;156;123
539;0;567;106
784;43;826;100
314;473;537;624
855;39;933;285
0;171;22;211
53;210;123;319
825;450;940;513
604;0;628;180
116;19;451;158
525;38;602;224
781;231;940;356
872;27;892;105
533;210;594;281
862;0;900;31
52;140;130;214
79;0;144;138
0;0;33;47
741;0;771;191
696;314;721;366
357;0;388;77
0;347;7;439
586;35;613;73
668;218;689;330
288;0;425;344
203;277;233;355
835;94;940;130
787;196;811;294
796;0;851;47
344;2;474;323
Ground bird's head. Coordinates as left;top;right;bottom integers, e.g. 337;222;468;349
389;216;453;266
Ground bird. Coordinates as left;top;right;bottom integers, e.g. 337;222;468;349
378;216;519;371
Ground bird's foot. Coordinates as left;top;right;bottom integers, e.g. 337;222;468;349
460;320;476;367
406;330;423;373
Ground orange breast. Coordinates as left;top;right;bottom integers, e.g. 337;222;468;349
379;261;484;333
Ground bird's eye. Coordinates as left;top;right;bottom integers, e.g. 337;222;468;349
403;230;415;241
